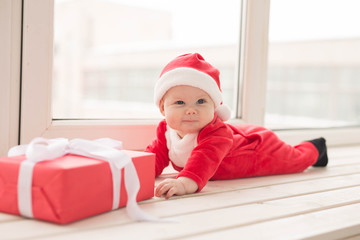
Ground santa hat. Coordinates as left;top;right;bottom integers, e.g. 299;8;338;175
154;53;231;121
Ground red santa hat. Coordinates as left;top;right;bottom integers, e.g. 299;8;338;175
154;53;231;121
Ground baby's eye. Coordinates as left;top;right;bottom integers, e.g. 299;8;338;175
197;99;205;104
175;100;185;105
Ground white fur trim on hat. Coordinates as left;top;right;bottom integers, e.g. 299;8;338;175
155;67;223;107
215;104;231;121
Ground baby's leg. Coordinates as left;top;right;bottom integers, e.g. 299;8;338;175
233;124;328;177
253;130;321;176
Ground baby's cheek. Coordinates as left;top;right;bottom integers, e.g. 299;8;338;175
165;110;180;125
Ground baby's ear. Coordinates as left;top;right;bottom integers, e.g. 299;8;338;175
159;99;165;116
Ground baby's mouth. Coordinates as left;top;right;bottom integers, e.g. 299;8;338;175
182;119;197;122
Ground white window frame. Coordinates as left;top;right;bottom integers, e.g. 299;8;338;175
19;0;360;149
0;0;22;156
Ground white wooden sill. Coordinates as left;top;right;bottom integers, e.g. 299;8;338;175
1;144;360;239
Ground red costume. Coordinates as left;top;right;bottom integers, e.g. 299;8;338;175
146;115;318;192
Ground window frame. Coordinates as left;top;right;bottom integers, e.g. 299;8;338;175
19;0;360;149
0;0;21;156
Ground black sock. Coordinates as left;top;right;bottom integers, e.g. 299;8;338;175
308;137;328;167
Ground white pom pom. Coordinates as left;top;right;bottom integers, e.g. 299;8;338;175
215;104;231;121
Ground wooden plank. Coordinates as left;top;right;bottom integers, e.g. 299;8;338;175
156;155;360;193
329;155;360;167
147;173;360;217
12;187;360;240
3;174;360;240
1;145;359;240
343;235;360;240
200;164;360;195
187;203;360;240
0;213;22;223
0;211;134;240
328;145;360;158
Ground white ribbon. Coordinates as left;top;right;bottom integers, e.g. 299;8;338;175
8;137;158;221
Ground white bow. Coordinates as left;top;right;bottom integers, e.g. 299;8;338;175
8;137;157;221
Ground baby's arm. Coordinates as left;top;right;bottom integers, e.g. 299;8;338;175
155;177;198;199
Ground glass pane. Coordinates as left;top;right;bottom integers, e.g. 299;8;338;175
53;0;241;119
265;0;360;129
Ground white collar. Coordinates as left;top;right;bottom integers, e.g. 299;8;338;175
165;126;198;167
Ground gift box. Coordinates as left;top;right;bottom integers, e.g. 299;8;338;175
0;139;155;224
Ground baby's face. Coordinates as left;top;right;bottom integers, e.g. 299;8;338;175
160;85;215;138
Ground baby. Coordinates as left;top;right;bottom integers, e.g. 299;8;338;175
146;53;328;199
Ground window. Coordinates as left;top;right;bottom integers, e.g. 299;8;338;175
19;0;360;148
265;0;360;129
23;0;273;149
53;0;242;120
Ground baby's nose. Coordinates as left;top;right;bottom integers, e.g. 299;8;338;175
186;107;197;115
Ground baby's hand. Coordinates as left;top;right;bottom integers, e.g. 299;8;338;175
155;177;198;199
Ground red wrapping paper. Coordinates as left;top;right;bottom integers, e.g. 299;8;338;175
0;150;155;224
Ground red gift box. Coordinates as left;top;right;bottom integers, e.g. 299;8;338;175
0;150;155;224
